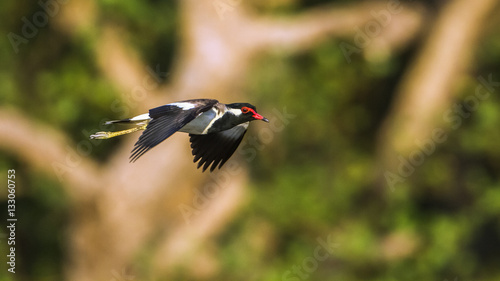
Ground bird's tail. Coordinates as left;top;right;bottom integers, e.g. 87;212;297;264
103;118;134;125
90;124;147;140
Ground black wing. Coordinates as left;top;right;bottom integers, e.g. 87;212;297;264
189;123;248;172
130;99;218;162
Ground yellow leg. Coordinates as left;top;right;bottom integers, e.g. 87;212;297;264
90;124;147;140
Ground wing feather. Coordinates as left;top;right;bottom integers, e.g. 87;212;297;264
189;122;248;172
130;99;218;162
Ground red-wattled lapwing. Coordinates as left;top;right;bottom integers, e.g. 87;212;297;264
90;99;269;172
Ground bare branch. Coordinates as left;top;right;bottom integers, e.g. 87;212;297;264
95;27;163;110
377;0;498;172
248;1;424;53
151;168;248;277
0;108;101;198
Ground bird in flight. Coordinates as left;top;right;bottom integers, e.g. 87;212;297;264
90;99;269;172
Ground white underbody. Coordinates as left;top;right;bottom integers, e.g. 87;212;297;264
178;109;221;134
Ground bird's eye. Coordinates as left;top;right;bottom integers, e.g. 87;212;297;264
241;107;250;114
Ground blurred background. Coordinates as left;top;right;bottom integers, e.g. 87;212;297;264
1;0;500;280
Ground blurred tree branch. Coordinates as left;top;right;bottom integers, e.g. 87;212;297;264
377;0;498;181
151;171;248;275
0;109;101;198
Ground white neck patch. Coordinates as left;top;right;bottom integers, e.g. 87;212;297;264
227;108;243;116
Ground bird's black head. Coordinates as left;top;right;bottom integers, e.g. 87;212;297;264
227;103;269;123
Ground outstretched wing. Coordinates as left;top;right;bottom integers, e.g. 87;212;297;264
189;122;248;172
130;99;218;162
